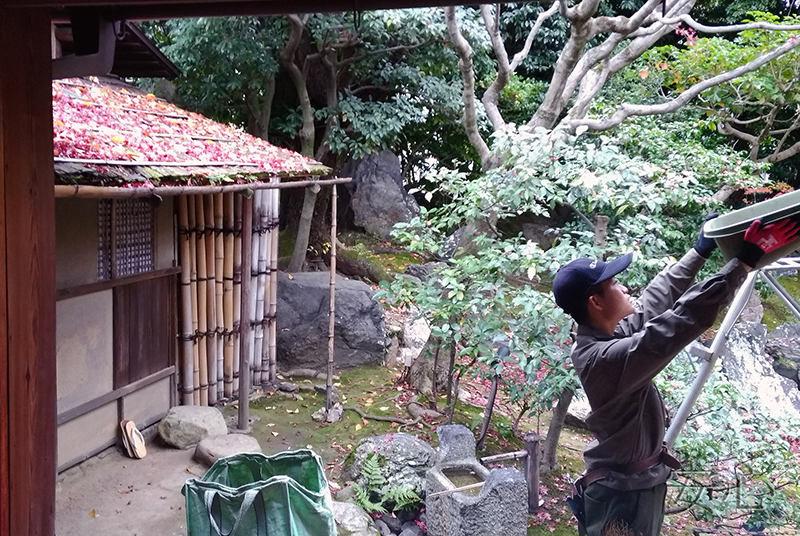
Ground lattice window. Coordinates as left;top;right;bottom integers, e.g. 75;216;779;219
98;199;155;280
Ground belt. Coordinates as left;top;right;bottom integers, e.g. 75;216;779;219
576;443;682;490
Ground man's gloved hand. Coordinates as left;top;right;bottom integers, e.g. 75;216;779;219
736;218;800;267
693;212;720;258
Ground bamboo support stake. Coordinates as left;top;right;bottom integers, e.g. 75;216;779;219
222;192;235;397
214;193;225;399
177;196;195;405
232;194;243;395
195;195;209;406
260;187;273;386
268;180;280;383
327;185;338;411
248;191;262;386
255;189;270;386
188;195;200;405
238;193;254;430
204;195;218;405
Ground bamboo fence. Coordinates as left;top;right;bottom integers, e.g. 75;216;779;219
176;187;282;404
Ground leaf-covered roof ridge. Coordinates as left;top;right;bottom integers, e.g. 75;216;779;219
52;77;330;187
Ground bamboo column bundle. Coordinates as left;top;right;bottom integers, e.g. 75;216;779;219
268;179;280;383
238;193;254;429
203;194;218;406
248;191;262;386
214;193;225;400
255;189;270;386
222;192;235;397
327;185;338;411
259;187;273;386
188;195;201;405
177;196;195;405
195;195;209;406
232;194;243;396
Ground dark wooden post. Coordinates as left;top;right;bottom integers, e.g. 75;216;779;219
524;432;541;514
238;193;253;429
0;7;57;535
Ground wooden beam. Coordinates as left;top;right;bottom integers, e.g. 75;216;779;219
0;7;57;536
2;1;489;19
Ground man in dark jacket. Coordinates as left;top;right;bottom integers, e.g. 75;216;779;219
552;217;798;536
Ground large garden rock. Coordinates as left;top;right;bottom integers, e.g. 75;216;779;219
766;322;800;387
277;272;387;370
342;433;436;497
332;500;379;536
340;150;420;240
158;406;227;449
193;434;262;466
721;322;800;418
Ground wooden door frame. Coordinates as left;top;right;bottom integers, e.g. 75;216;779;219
0;8;57;536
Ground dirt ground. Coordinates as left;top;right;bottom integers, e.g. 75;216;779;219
55;426;205;536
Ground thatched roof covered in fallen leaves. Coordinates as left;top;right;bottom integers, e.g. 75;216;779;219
53;77;331;191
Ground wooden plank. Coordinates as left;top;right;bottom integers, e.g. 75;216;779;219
114;274;178;389
56;266;180;301
57;366;175;426
0;8;56;536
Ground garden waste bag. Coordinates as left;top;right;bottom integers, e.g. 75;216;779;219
183;449;336;536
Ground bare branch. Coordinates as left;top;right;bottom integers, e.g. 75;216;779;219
480;2;560;132
658;13;800;34
562;35;800;132
509;1;559;72
444;6;492;166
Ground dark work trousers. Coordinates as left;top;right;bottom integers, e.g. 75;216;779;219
579;481;667;536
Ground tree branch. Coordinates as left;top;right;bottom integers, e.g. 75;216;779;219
444;6;492;167
658;13;800;34
562;35;800;132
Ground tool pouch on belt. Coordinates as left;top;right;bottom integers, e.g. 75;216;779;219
565;475;587;532
566;442;681;528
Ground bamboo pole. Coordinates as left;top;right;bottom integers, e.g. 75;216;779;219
260;187;272;386
54;177;352;198
248;191;261;386
177;196;195;405
232;194;243;396
427;482;484;498
238;193;254;430
268;179;280;383
188;195;200;405
255;189;270;386
195;195;209;406
214;193;225;400
204;194;218;405
327;185;338;411
222;192;235;397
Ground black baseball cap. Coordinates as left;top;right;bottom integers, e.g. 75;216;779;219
552;253;633;315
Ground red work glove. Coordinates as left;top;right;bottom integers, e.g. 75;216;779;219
737;218;800;267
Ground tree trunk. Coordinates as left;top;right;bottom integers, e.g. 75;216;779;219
540;387;574;474
286;183;319;272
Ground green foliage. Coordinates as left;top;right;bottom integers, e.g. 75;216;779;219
638;12;800;167
379;126;735;439
351;453;421;514
657;351;800;528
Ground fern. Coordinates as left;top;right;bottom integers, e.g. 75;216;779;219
352;482;387;514
383;485;422;512
361;453;386;493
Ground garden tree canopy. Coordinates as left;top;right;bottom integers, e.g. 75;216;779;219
642;12;800;166
444;2;800;168
144;11;472;267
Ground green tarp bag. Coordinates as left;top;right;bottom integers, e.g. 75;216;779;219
183;449;337;536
